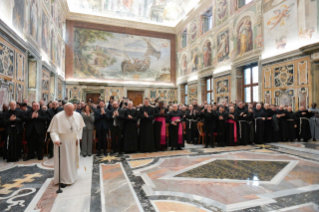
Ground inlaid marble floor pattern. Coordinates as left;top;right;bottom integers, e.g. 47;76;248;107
1;142;319;212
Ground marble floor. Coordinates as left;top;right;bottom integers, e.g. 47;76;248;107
1;142;319;212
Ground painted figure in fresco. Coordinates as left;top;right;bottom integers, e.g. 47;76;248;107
267;3;294;32
299;27;315;42
217;81;228;94
181;54;187;75
299;87;308;108
51;30;55;62
190;22;197;40
217;31;229;62
217;0;227;21
276;35;287;49
237;18;253;56
203;41;212;67
42;15;49;53
191;49;199;72
30;0;38;40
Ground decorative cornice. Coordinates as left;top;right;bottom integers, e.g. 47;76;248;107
299;42;319;54
67;12;176;34
261;49;308;66
213;70;231;78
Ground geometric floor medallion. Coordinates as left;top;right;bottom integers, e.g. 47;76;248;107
160;158;299;185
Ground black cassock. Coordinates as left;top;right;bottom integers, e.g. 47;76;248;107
246;112;255;144
200;110;216;147
154;107;167;150
264;109;274;143
4;109;24;162
217;111;228;147
254;109;265;144
138;106;155;152
295;110;313;141
285;111;297;141
123;109;138;153
277;109;288;141
167;110;184;148
235;107;249;145
185;110;199;144
272;110;281;142
226;112;239;146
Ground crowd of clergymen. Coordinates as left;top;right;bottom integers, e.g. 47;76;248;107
1;96;318;162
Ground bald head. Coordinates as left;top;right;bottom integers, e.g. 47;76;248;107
65;103;74;117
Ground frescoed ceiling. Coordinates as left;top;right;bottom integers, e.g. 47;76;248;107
66;0;201;27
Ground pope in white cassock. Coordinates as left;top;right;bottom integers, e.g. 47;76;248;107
48;103;85;187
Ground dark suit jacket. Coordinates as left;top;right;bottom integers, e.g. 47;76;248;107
46;107;62;125
4;109;24;134
109;108;125;131
23;109;47;137
94;107;110;131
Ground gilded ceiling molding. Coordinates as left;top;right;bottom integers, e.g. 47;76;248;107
67;13;176;34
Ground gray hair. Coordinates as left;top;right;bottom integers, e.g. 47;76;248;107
9;100;16;105
128;101;133;105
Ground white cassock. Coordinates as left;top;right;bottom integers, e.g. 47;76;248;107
48;111;85;185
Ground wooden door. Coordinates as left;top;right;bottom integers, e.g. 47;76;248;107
86;93;100;104
127;91;144;106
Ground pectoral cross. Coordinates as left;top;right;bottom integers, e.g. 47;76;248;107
70;126;73;132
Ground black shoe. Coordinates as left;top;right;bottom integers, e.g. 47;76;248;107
97;151;101;156
38;157;43;160
88;154;91;157
83;155;87;157
103;150;107;156
60;183;67;188
177;147;182;150
115;153;123;157
170;147;174;150
48;154;53;159
204;146;208;148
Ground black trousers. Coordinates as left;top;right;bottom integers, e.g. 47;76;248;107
217;126;226;146
47;132;54;157
97;129;107;152
111;126;122;153
27;128;45;159
7;127;22;162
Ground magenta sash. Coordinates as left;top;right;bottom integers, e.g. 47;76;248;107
155;117;166;145
226;119;238;142
171;117;183;144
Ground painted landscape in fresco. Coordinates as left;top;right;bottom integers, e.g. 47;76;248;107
73;28;171;82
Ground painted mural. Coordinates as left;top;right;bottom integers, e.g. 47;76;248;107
216;79;229;94
69;0;199;26
16;52;25;82
180;54;188;76
190;48;199;72
42;69;50;91
0;42;14;78
27;90;36;105
42;12;50;54
188;84;198;102
29;0;39;42
0;78;14;110
58;79;63;99
236;16;253;56
217;29;229;62
28;61;37;89
216;0;228;25
73;28;171;82
15;83;23;103
189;20;198;42
202;40;212;67
263;0;298;56
12;0;25;35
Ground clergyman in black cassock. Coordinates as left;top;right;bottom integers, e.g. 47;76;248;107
167;104;184;150
276;105;288;141
23;102;47;160
235;102;249;145
94;101;110;156
272;106;281;142
295;106;313;142
246;105;255;144
226;107;238;146
139;99;155;152
264;104;274;143
4;101;24;162
123;102;138;153
217;106;228;147
154;102;167;151
110;101;125;156
46;101;62;158
185;105;199;144
254;104;266;144
285;106;297;141
200;105;217;148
